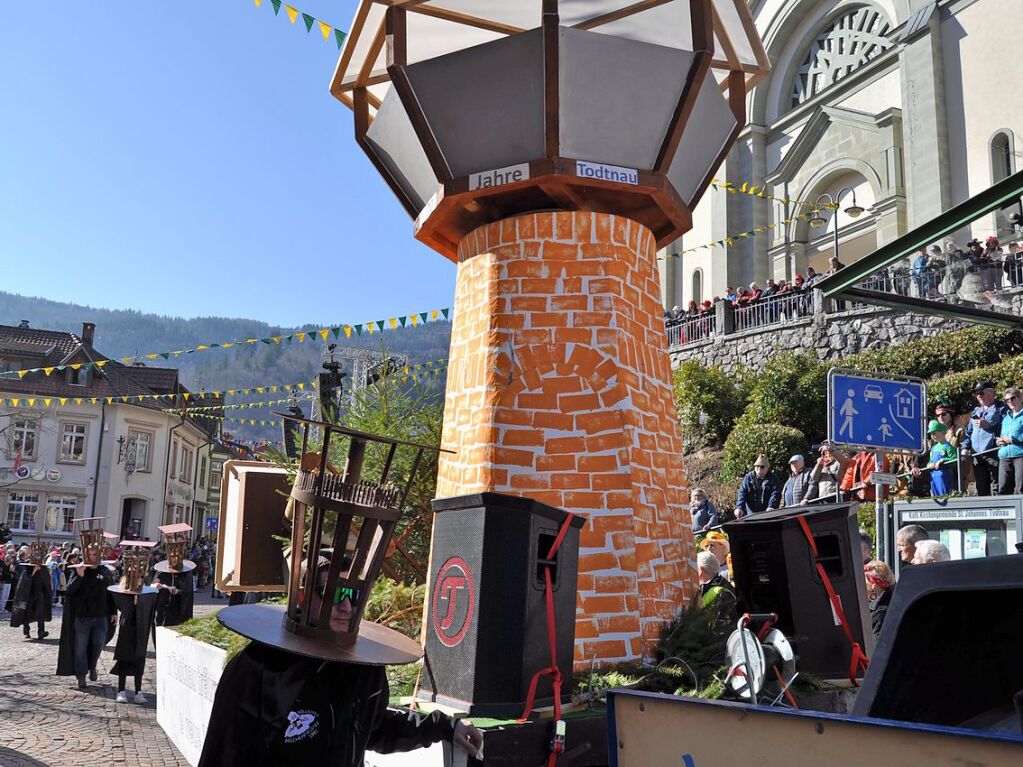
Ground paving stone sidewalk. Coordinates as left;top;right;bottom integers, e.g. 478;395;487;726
0;590;222;767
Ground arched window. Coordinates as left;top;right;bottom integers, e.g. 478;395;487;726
991;131;1014;183
692;269;703;304
792;6;892;108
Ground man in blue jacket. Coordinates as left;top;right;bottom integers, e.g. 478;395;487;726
735;454;781;518
962;380;1008;495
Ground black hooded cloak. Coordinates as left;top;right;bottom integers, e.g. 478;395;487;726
110;590;157;676
151;570;194;627
198;643;454;767
10;565;52;629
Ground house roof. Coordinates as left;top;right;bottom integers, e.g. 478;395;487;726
0;324;81;360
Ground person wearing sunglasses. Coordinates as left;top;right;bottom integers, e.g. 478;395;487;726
996;387;1023;495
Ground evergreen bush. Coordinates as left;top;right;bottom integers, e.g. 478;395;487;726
719;420;808;484
673;360;745;447
741;353;826;443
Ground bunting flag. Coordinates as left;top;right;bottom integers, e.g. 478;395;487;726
0;306;452;381
254;0;348;49
709;178;838;211
658;208;823;259
0;378;319;410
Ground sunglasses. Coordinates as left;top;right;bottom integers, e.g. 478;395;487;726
316;582;359;605
1006;395;1019;403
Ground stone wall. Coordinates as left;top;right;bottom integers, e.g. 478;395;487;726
670;303;964;374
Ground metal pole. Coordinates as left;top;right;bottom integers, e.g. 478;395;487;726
874;450;884;560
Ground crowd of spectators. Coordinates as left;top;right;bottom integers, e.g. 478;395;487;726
666;233;1023;346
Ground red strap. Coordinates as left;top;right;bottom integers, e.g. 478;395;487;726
517;511;576;767
796;515;869;686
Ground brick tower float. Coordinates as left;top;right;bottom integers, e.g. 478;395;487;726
331;1;768;667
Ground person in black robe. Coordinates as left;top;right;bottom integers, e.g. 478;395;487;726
56;546;116;688
200;552;483;767
151;569;194;627
10;561;52;639
109;583;157;704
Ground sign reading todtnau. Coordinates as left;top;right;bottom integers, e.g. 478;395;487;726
575;160;639;185
468;163;530;191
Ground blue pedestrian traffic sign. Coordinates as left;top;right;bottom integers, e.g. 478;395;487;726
827;369;927;453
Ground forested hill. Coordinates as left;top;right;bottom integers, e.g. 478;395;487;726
0;291;452;396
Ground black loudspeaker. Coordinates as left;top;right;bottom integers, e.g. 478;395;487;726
724;503;873;678
418;492;584;717
853;555;1023;731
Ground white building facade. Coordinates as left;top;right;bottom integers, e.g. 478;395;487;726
660;0;1023;307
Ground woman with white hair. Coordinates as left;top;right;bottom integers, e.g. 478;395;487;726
912;539;951;564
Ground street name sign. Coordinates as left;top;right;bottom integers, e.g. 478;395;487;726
827;369;927;453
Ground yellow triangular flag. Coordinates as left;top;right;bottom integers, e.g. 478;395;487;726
43;398;52;407
70;363;81;370
257;387;265;394
96;360;107;367
43;367;54;376
183;393;191;401
344;326;352;338
106;397;114;405
74;398;83;406
285;5;299;23
430;310;438;320
254;0;262;6
296;333;305;343
389;318;398;329
222;343;234;349
10;398;19;406
297;383;305;391
18;370;28;379
318;20;331;40
319;329;329;341
120;357;133;364
27;398;36;407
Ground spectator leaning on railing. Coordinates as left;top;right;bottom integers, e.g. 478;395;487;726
996;386;1023;495
963;380;1007;496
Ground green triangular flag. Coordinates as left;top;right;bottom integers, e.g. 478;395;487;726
376;320;385;332
441;308;450;319
331;326;341;338
419;312;428;323
398;316;407;327
302;13;315;32
285;334;294;343
270;0;282;15
354;324;363;336
261;338;272;344
160;352;170;360
334;29;346;49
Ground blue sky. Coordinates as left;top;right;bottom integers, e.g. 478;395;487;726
0;1;454;328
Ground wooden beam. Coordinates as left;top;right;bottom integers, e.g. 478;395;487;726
357;16;387;88
353;86;420;218
543;0;560;160
385;5;453;182
330;0;377;98
405;4;525;35
654;0;713;172
574;0;674;30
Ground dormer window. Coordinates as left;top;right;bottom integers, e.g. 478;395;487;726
67;366;89;386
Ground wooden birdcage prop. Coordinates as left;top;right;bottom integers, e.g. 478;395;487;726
279;414;442;648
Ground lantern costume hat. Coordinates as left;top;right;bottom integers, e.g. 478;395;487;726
72;516;107;567
218;415;444;666
153;523;196;574
108;541;158;596
19;538;48;567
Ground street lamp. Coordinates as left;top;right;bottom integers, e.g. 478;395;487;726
810;187;865;264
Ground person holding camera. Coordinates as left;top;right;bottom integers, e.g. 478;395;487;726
962;380;1007;496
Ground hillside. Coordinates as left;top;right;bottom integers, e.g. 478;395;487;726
0;291;452;440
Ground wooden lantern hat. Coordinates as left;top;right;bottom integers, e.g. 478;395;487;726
21;538;48;567
109;541;157;595
72;516;106;562
331;0;769;258
154;523;196;574
218;416;446;665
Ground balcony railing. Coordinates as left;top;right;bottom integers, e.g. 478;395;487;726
665;312;717;347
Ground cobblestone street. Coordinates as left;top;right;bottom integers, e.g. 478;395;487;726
0;591;221;767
